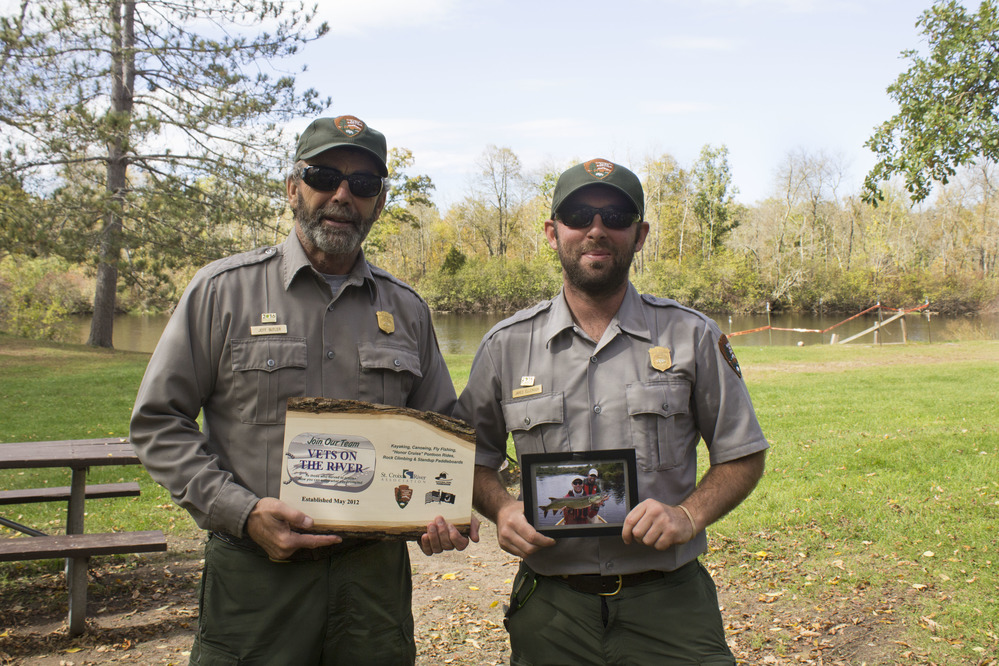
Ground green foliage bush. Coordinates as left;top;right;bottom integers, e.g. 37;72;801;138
0;256;91;340
420;255;562;312
801;266;998;314
634;252;764;312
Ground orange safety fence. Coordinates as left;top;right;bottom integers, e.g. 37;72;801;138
727;302;930;338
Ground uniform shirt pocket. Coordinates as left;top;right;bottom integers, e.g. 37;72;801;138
501;392;568;454
626;379;692;471
357;342;423;407
230;337;307;425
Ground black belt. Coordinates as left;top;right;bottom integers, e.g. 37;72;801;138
210;531;341;562
553;560;698;596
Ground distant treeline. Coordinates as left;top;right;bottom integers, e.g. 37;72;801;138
3;146;999;343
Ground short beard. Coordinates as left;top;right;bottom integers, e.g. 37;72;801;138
294;191;376;259
555;227;638;298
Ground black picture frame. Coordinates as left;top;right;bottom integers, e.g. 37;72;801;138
520;449;639;538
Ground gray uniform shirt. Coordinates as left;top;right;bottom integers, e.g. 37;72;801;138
130;232;456;537
454;284;768;576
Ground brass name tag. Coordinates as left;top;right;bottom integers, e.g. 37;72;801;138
512;385;543;399
251;325;288;336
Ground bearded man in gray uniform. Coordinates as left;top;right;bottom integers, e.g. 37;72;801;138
455;158;768;665
130;116;475;665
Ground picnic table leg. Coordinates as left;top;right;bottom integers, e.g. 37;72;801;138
66;468;89;636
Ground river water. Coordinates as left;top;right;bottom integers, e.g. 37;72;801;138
71;309;998;355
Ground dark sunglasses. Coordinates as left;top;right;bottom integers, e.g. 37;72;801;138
557;206;640;230
301;166;384;198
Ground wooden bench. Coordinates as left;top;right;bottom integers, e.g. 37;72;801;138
0;439;168;635
0;530;167;562
0;482;141;506
0;529;168;635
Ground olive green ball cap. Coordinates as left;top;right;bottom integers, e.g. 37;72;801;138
550;158;645;220
295;115;388;176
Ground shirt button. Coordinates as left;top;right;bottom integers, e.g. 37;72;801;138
328;304;335;311
327;351;335;359
589;356;597;364
393;359;401;367
264;248;275;255
593;405;601;414
662;403;669;411
524;417;531;426
605;561;614;570
266;359;275;367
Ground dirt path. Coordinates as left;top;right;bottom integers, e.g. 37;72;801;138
0;519;953;665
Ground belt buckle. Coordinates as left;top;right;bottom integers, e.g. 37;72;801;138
598;574;623;596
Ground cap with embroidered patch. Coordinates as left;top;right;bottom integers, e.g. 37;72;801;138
550;158;644;220
295;115;388;176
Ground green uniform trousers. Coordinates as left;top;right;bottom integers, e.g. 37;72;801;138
189;534;415;665
506;560;735;666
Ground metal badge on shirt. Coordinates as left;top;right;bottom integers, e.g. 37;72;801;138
251;313;287;336
376;311;395;334
512;375;541;398
649;346;672;372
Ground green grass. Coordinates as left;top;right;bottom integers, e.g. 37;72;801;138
2;334;997;662
717;341;999;662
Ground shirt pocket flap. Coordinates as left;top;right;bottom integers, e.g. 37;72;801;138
501;392;564;433
626;380;691;418
358;342;423;378
231;337;307;373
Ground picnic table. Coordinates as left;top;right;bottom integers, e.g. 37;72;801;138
0;438;167;636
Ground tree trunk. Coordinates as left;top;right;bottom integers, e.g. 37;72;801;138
87;0;135;348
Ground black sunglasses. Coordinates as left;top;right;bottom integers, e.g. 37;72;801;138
301;166;384;198
557;206;640;230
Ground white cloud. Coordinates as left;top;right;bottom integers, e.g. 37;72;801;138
319;0;461;35
656;36;736;51
641;101;715;115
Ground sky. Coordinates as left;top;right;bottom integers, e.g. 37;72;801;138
280;0;934;209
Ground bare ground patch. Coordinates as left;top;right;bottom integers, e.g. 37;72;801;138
3;521;987;665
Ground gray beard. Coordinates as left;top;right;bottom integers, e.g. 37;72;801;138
294;192;375;257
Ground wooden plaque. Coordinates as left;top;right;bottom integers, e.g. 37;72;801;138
280;398;475;540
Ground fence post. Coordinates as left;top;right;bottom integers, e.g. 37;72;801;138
875;301;882;345
925;299;932;343
766;302;772;346
899;308;907;343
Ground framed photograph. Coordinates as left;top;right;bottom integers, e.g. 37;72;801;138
520;449;639;538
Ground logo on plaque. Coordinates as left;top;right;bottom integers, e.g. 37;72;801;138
395;484;413;509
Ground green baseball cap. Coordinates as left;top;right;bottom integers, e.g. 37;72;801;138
295;115;388;176
550;158;644;220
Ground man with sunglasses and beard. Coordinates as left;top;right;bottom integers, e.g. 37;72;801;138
455;159;769;665
130;116;476;665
